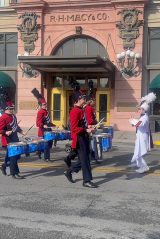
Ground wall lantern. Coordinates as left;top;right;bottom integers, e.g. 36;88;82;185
116;50;141;77
18;53;39;78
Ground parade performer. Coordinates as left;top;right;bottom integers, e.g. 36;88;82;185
64;91;97;188
36;97;56;162
31;88;57;161
129;92;156;173
0;101;25;179
63;96;96;168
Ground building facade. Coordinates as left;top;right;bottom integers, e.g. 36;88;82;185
8;0;149;131
144;0;160;132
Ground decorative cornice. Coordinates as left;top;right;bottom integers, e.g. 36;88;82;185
9;0;46;11
0;7;16;13
111;0;148;3
146;64;160;70
46;2;113;10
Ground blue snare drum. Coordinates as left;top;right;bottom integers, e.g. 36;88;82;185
58;130;71;140
37;139;47;151
100;133;112;152
44;131;58;141
103;126;114;138
27;141;39;153
58;131;66;140
8;142;27;157
65;131;71;140
107;126;114;138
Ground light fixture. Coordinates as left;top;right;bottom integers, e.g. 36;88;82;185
19;62;39;78
17;54;39;78
117;49;141;77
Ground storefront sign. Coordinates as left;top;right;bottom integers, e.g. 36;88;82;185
50;12;111;23
19;101;37;110
117;102;137;112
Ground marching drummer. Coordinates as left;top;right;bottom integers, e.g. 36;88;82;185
64;91;98;188
0;101;25;179
36;97;56;162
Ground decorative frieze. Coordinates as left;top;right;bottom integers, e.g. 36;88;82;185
17;12;40;53
116;8;143;49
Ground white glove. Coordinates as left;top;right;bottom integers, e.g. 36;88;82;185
129;118;139;126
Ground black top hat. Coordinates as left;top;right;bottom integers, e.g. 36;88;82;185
73;91;86;103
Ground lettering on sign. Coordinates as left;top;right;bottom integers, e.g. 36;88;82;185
19;101;37;110
50;12;110;23
117;102;137;112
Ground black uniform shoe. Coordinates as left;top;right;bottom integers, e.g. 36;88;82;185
64;170;75;183
0;164;6;176
11;175;17;179
64;158;71;168
83;181;98;188
15;174;25;179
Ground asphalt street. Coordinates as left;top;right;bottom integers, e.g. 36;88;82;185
0;142;160;239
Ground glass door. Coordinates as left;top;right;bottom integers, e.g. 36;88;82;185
51;88;66;127
96;90;110;125
66;90;74;128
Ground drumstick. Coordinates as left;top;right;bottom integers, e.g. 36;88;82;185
24;124;34;136
17;120;21;125
93;118;105;129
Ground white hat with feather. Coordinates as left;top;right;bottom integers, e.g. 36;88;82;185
137;92;156;112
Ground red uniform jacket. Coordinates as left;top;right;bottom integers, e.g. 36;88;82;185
0;113;22;147
70;106;87;149
85;104;97;125
36;108;54;137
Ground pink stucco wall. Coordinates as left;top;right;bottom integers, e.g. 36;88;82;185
13;0;148;130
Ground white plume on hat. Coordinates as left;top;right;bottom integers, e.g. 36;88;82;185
140;92;156;104
138;92;157;112
140;102;150;112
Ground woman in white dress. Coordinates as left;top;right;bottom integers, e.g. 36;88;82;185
130;102;152;173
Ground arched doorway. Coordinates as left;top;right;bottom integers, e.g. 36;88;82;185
52;35;108;58
50;36;114;127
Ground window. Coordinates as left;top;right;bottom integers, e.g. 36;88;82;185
53;94;61;120
53;36;108;59
99;94;107;121
149;28;160;64
0;33;17;67
0;0;5;7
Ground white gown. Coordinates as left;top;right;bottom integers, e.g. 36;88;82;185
131;113;150;168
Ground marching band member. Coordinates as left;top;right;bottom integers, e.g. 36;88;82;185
0;101;25;179
36;97;56;162
129;92;156;173
64;92;98;188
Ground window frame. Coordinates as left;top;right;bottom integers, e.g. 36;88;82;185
148;28;160;65
0;32;18;67
53;36;108;59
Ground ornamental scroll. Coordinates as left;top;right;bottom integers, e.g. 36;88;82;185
17;12;40;53
116;9;143;49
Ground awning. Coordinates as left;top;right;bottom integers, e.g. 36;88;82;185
0;72;16;88
18;56;115;74
149;74;160;89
